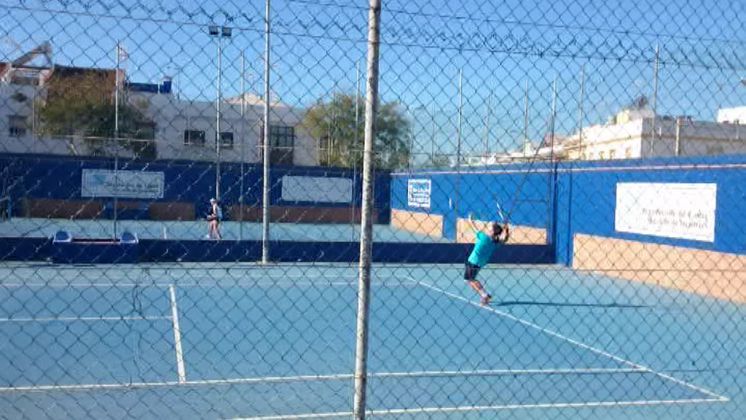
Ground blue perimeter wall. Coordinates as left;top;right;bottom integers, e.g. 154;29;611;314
391;155;746;265
554;155;746;265
0;153;391;222
2;153;745;265
391;162;554;240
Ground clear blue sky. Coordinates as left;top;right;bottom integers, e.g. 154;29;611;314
1;0;744;156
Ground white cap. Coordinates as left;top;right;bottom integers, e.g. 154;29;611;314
210;198;217;203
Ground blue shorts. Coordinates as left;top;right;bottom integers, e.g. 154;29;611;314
464;262;481;281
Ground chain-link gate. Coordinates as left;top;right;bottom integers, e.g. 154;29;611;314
0;0;744;419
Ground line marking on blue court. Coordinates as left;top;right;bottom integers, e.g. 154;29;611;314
371;367;647;377
0;282;361;288
0;315;170;322
169;284;187;384
0;367;652;393
409;276;729;403
0;270;731;419
0;280;414;288
231;397;731;420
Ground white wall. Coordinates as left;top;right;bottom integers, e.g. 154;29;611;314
0;84;37;153
579;119;646;160
643;118;746;157
570;117;746;161
717;106;746;124
0;83;320;166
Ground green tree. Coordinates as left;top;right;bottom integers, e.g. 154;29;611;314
38;71;157;159
302;93;412;170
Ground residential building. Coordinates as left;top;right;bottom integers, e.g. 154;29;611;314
562;107;746;161
1;45;319;166
717;106;746;124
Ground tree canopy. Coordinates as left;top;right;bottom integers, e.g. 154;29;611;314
39;71;157;159
302;93;412;170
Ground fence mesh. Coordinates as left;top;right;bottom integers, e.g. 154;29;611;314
1;0;744;418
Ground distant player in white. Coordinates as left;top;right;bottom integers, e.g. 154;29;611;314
206;198;223;240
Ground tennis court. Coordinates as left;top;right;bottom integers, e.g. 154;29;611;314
0;262;741;419
0;218;450;243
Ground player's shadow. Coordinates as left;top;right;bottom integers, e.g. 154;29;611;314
495;300;647;309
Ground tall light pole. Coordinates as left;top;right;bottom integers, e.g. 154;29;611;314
209;25;232;200
262;0;272;264
650;44;660;158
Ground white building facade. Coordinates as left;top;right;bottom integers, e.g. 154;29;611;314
129;88;318;166
0;65;319;166
563;109;746;161
717;106;746;125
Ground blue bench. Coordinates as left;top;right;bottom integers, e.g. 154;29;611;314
52;230;140;264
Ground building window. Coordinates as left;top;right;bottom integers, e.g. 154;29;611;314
270;125;295;148
609;149;617;159
219;132;233;149
184;130;206;146
261;125;296;165
625;147;632;158
9;115;27;137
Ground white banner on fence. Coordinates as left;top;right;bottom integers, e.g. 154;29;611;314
615;182;717;242
82;169;165;199
281;176;352;203
407;179;431;209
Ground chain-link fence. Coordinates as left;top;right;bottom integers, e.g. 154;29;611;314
1;0;744;418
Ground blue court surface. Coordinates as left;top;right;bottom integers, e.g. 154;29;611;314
0;218;450;243
0;263;743;419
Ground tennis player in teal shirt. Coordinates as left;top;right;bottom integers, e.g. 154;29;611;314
464;214;510;305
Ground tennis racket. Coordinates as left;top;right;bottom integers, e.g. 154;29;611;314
495;201;507;223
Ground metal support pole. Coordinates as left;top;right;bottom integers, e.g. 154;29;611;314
351;60;361;236
483;91;491;156
113;41;120;239
457;69;463;170
216;35;222;200
262;0;272;263
523;79;529;157
430;102;436;164
577;64;585;159
547;78;558;244
550;78;557;162
353;0;381;417
240;51;246;240
455;68;463;236
650;44;660;157
675;117;682;156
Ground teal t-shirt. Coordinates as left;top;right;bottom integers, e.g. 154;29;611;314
467;231;499;267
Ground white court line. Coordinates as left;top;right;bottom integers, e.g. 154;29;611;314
0;367;646;393
0;374;351;393
372;367;645;377
232;397;728;420
0;282;357;288
411;277;729;402
169;285;187;384
0;280;414;289
0;315;170;323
